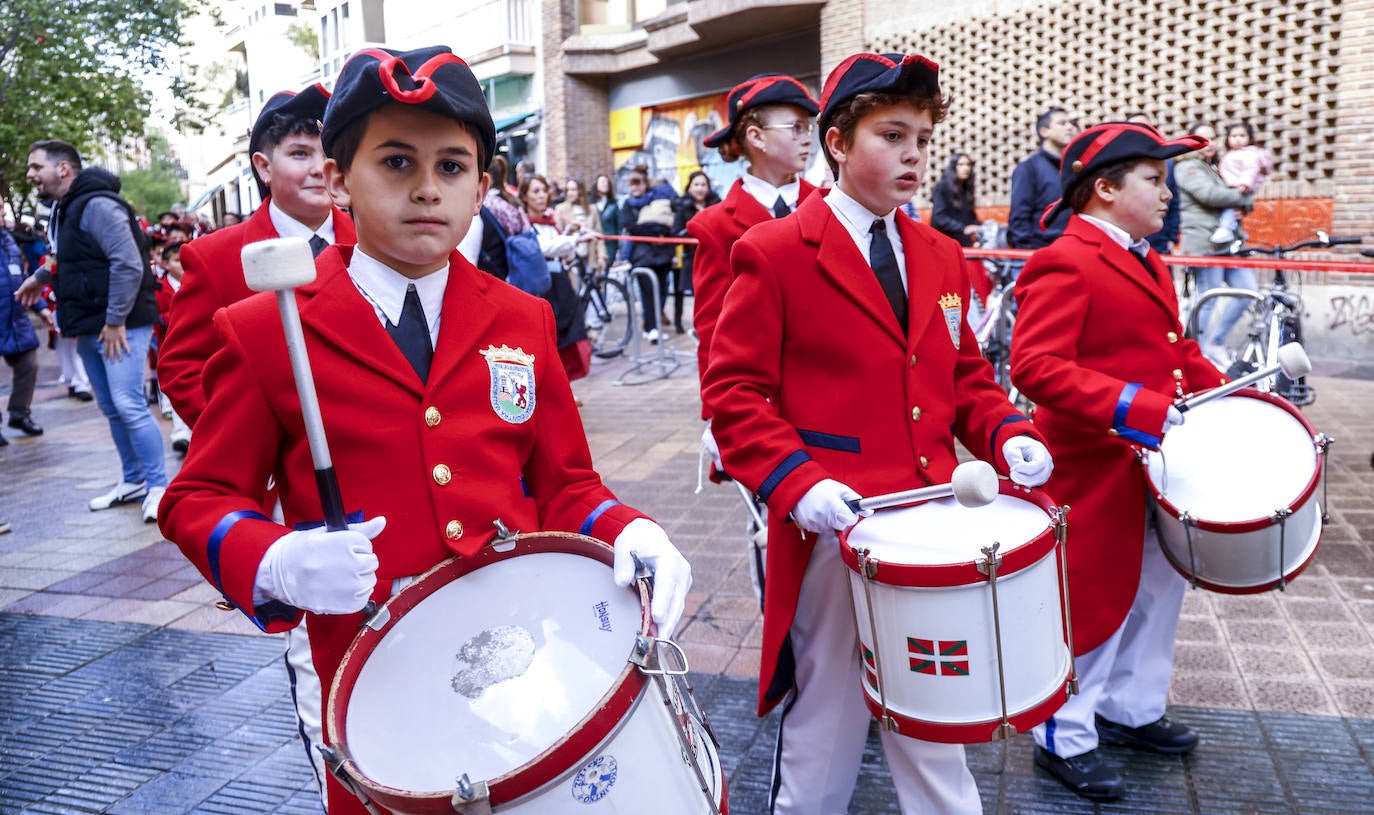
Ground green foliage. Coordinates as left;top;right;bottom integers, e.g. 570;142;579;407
0;0;193;218
119;132;184;216
285;20;319;62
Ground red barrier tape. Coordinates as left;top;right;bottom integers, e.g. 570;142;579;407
965;246;1374;275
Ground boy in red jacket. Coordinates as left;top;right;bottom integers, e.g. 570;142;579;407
1010;122;1227;801
160;46;691;815
703;53;1052;814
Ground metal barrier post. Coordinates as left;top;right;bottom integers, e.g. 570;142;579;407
616;266;680;386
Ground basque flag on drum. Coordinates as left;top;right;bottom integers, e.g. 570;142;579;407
909;637;970;676
862;645;879;691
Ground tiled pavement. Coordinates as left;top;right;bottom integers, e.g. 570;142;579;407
2;332;1373;813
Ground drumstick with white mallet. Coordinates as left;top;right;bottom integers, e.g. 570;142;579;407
242;237;377;617
845;459;1000;513
1177;341;1311;413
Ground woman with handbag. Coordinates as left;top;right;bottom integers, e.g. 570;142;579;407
521;174;593;381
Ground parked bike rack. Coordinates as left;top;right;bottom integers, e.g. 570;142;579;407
616;266;681;386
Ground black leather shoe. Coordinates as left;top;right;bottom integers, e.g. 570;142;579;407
1096;713;1199;755
68;387;94;402
7;415;42;436
0;432;7;446
1034;746;1125;801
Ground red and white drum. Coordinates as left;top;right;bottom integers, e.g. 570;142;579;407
1142;388;1329;593
325;532;727;814
839;482;1074;744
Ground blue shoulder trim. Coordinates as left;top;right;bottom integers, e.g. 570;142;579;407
988;414;1029;456
1113;383;1161;448
797;429;861;453
580;500;620;536
758;450;812;503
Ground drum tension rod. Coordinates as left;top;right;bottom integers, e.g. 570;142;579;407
855;548;897;733
451;774;493;815
978;542;1017;741
1316;434;1334;525
1272;507;1293;591
490;519;519;552
317;746;385;815
1180;511;1200;590
1051;505;1079;696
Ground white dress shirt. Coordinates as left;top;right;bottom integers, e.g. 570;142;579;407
823;184;909;292
346;249;446;348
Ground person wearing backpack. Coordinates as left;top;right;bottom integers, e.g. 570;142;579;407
18;139;167;521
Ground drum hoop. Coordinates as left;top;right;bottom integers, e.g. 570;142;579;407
1145;389;1323;533
325;531;652;812
839;482;1060;588
860;672;1071;744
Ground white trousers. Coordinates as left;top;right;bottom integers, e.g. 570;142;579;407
771;530;982;815
1033;523;1187;758
56;335;89;392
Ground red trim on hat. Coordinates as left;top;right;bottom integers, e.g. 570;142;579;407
737;75;815;110
819;53;898;114
1074;124;1133;169
309;81;331;100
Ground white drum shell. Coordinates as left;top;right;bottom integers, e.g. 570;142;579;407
843;494;1071;739
1144;393;1323;591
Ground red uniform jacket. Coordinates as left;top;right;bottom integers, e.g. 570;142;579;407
702;191;1045;714
158;202;357;427
687;178;817;418
160;248;646;815
1010;216;1226;654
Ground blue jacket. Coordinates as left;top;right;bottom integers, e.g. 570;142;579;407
1008;148;1069;249
1;230;40;357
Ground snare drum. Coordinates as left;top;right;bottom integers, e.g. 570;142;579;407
1142;389;1330;593
325;532;726;814
839;483;1074;744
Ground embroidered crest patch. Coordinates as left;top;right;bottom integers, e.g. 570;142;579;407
481;345;536;424
939;292;962;348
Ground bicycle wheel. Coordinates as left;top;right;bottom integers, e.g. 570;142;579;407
585;276;633;358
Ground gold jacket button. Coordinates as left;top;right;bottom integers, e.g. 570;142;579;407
1167;331;1178;343
425;406;441;427
433;464;452;485
919;455;929;468
444;520;464;540
1108;428;1120;437
1172;368;1184;381
909;354;918;367
911;406;922;421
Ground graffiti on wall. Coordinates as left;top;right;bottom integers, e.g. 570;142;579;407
1327;292;1374;336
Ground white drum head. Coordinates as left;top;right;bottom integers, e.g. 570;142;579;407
847;494;1050;567
344;552;642;792
1146;396;1316;523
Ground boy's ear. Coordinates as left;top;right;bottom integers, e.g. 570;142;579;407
324;158;350;209
745;122;768;154
1091;176;1118;203
475;169;491;207
824;127;848;169
250;151;273;187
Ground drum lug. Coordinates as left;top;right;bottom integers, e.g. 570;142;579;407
993;722;1018;740
451;774;493;815
362;604;390;631
318;745;386;815
489;519;519;552
631;634;691;676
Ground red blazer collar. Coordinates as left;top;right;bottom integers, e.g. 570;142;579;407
1065;215;1178;319
247;200;357;246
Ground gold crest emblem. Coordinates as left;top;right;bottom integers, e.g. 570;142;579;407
939;292;962;348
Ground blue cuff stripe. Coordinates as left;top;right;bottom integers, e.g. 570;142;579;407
797;429;861;453
989;414;1029;456
1112;383;1161;448
520;477;531;498
207;510;270;595
580;500;620;536
291;509;365;531
757;450;812;503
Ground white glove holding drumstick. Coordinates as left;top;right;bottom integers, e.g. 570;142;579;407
613;519;693;639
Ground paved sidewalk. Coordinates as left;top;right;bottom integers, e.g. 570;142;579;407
2;333;1373;813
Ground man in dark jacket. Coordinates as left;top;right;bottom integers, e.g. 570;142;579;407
1;227;45;445
17;140;167;521
1009;107;1077;249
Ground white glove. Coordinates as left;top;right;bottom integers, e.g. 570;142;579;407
613;518;692;639
254;516;385;614
1002;436;1054;487
792;478;862;535
1162;406;1185;436
701;420;723;471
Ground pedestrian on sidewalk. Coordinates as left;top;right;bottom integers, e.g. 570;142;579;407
1010;121;1229;801
16;141;165;521
703;52;1052;814
2;225;45;445
158;45;692;815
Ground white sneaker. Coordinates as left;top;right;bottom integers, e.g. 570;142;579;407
1210;225;1235;244
141;486;166;523
89;481;148;511
643;329;661;344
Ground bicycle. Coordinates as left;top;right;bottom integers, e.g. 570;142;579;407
572;257;634;359
969;222;1029;409
1188;231;1362;406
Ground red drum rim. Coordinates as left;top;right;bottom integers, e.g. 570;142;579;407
861;673;1071;744
1146;389;1323;534
325;531;651;813
839;481;1060;588
1158;505;1322;594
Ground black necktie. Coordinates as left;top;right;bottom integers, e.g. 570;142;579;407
869;219;908;333
387;284;433;382
772;195;790;218
309;234;328;257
